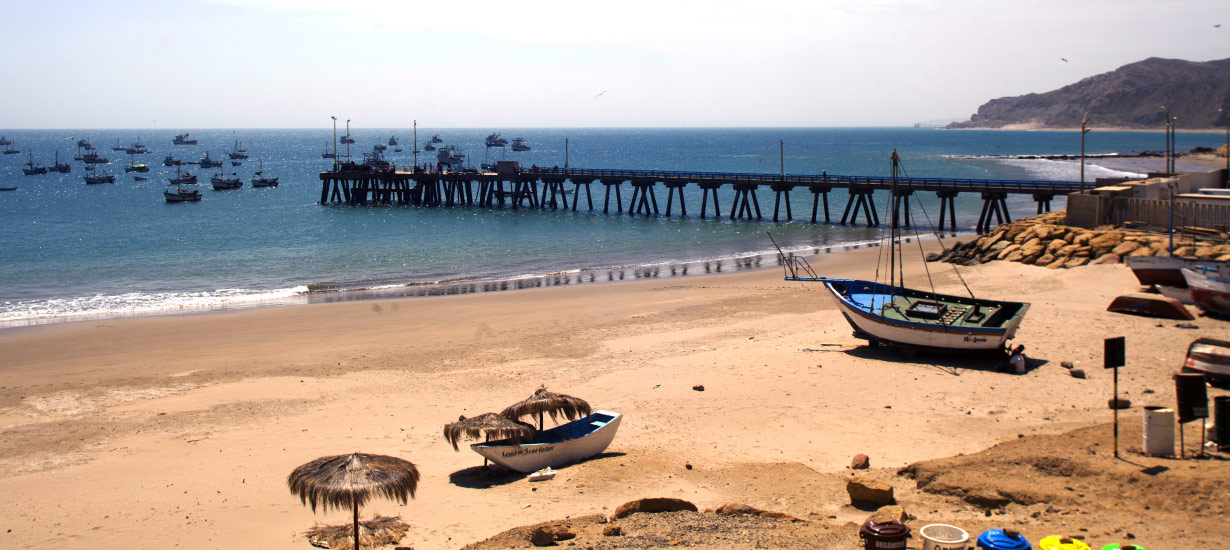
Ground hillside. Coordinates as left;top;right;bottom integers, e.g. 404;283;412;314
949;57;1230;130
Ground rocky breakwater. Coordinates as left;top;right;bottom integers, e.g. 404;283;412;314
930;211;1230;269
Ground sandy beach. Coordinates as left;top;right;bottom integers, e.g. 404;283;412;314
1;239;1227;549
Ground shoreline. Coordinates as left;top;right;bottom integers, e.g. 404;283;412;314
0;236;1226;549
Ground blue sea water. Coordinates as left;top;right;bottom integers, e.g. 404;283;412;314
0;127;1223;325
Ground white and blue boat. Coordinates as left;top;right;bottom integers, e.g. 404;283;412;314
470;411;622;473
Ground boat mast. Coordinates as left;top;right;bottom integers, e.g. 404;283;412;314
413;120;417;168
889;149;900;296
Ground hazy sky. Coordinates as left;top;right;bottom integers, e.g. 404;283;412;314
1;0;1226;129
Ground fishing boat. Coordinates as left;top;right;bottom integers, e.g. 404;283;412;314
0;136;11;146
75;138;94;149
470;411;622;473
436;145;467;170
1182;264;1230;317
83;165;115;184
339;134;355;144
81;151;109;164
251;160;278;187
173;133;198;145
485;133;508;147
129;137;148;154
430;134;443;143
1156;284;1194;305
373;143;387;152
231;160;242;167
3;146;19;155
125;161;150;173
169;166;197;185
1126;256;1208;288
48;151;71;173
164;183;201;202
778;150;1030;356
228;140;248;159
388;135;399;146
198;151;222;168
0;186;16;191
394;147;403;153
423;143;436;152
321;142;335;159
210;170;243;190
111;138;128;152
163;155;182;167
511;137;531;152
22;152;48;175
133;176;148;181
1183;337;1230;382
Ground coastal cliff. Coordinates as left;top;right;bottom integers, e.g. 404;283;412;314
948;57;1230;130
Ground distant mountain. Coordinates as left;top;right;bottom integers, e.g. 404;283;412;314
948;57;1230;130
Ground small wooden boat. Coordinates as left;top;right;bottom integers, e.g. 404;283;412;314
173;133;198;145
198;151;222;168
0;186;17;191
1126;256;1208;287
83;166;116;184
164;184;201;202
133;176;148;181
1183;337;1230;382
22;152;47;175
210;171;243;190
48;151;71;173
251;160;278;187
1183;265;1230;317
470;411;621;473
1156;284;1194;305
1107;293;1194;320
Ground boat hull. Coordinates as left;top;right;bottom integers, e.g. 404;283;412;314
1124;256;1226;287
815;278;1029;356
1183;338;1230;381
164;192;201;202
471;411;621;473
1183;266;1230;317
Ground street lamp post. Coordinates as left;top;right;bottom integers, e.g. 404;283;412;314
1170;116;1178;173
345;119;351;164
1080;112;1091;190
1220;108;1230;184
331;116;337;172
1159;106;1171;174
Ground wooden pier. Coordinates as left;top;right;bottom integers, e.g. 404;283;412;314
319;163;1085;232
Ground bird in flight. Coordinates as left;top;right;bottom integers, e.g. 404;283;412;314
1061;58;1069;63
1215;24;1222;28
593;90;607;99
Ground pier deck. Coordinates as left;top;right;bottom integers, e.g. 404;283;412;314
319;166;1087;232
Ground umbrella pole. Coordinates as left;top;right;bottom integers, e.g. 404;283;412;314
353;503;360;550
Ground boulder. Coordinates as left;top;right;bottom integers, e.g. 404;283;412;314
1091;253;1121;265
996;243;1022;260
1090;231;1125;255
1196;247;1218;259
989;240;1011;253
1003;250;1026;263
1012;227;1036;243
612;498;698;519
1033;253;1056;266
847;476;895;506
1005;224;1031;242
602;525;622;537
1072;232;1093;246
1128;246;1155;257
1111;241;1142;256
851;454;870;469
1056;244;1081;258
1046;257;1068;269
1046;239;1068;254
530;525;574;546
1021;237;1042;249
1064;257;1090;268
1034;225;1054;240
1173;246;1195;258
868;504;910;524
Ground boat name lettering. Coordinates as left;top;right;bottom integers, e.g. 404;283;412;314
963;336;987;343
502;445;555;458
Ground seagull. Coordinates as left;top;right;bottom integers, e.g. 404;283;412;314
1061;58;1069;63
593;90;607;99
1215;24;1222;28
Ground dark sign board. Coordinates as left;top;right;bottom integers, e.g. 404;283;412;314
1105;337;1125;369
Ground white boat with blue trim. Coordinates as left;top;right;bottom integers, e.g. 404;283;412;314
470;411;621;473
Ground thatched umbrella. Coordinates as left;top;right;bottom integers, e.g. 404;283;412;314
288;453;420;550
444;413;537;466
500;385;592;431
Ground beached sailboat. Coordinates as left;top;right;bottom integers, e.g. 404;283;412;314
778;150;1029;356
22;152;48;175
470;411;622;473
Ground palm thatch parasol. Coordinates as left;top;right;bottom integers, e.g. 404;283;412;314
500;385;593;431
288;453;420;550
444;413;536;467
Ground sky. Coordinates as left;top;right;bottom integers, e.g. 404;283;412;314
0;0;1226;129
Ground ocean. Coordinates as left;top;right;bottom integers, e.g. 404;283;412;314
0;127;1223;326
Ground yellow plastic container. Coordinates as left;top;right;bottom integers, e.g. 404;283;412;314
1039;536;1091;550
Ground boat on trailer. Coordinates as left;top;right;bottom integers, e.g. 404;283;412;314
778;150;1029;357
470;411;621;473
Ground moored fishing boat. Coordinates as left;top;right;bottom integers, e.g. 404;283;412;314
388;135;398;146
48;151;71;173
210;170;243;190
22;152;48;175
470;411;622;473
251;160;278;187
173;133;198;145
198;151;222;168
83;165;116;184
169;166;197;185
0;136;11;146
778;150;1029;356
321;142;335;159
163;155;182;166
164;183;201;202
